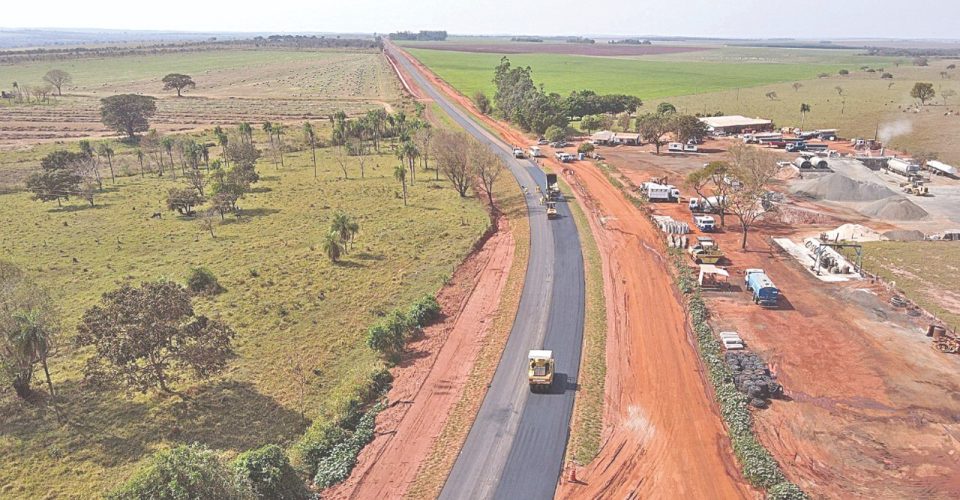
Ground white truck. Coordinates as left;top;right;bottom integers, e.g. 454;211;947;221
642;182;680;202
513;147;524;158
668;142;684;152
528;146;543;158
689;195;726;213
694;215;716;232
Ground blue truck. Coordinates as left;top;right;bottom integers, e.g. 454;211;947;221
744;268;779;307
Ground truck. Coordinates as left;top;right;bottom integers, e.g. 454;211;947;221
642;182;681;202
528;146;543;158
785;141;807;153
885;158;920;177
545;173;560;199
926;160;957;177
528;350;555;392
668;142;684;152
744;269;779;307
689;195;726;214
694;215;716;232
513;147;524;158
688;236;724;264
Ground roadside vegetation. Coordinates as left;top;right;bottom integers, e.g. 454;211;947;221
0;107;491;496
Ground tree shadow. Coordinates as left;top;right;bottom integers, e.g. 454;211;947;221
333;260;366;269
259;175;281;182
249;186;273;194
237;207;281;218
51;203;112;213
354;252;385;261
396;349;432;368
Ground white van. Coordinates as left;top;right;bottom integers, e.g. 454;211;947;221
668;142;684;152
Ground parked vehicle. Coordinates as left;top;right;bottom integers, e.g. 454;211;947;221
642;182;680;202
684;144;699;152
688;236;724;264
804;143;829;152
528;146;543;158
744;268;779;307
668;142;684;152
785;141;807;153
513;147;524;158
537;138;549;145
885;158;920;177
689;196;726;214
694;215;716;232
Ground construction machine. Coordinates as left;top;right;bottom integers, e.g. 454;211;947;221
688;236;724;265
546;201;558;219
545;173;561;200
901;178;929;196
528;350;555;392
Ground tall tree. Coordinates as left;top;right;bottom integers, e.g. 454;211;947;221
161;73;196;97
42;69;72;96
25;150;84;207
656;102;677;115
322;232;343;263
726;145;779;249
799;103;811;130
686;161;733;227
75;280;235;395
96;142;116;184
161;137;176;179
910;82;936;106
637;113;670;155
273;124;285;168
303;122;318;178
471;139;504;207
0;260;60;399
238;122;253;145
330;211;360;253
214;126;229;168
393;165;407;206
136;149;146;178
433;130;471;197
100;94;157;139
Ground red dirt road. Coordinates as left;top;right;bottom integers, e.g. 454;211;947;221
555;162;752;499
327;215;515;499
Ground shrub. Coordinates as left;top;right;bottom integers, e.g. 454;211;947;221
838;69;849;75
232;444;311;500
187;266;223;295
407;294;441;328
578;142;596;154
313;402;384;488
768;481;808;500
109;444;254;500
290;420;351;477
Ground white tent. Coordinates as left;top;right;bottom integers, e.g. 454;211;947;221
698;264;730;288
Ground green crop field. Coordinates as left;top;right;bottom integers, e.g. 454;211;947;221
0;129;490;498
406;48;849;100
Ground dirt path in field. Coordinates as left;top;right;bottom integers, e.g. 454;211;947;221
326;214;515;499
391;43;752;498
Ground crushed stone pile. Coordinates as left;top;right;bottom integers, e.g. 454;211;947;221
861;197;929;221
824;223;883;242
791;173;895;202
883;229;927;241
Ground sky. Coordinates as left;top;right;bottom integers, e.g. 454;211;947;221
4;0;960;40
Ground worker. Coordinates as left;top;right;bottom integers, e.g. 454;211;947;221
536;185;541;194
522;185;528;195
539;195;545;205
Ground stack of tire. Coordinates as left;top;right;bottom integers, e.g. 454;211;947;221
725;351;783;408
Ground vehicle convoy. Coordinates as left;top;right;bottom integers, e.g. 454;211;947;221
694;215;716;232
528;350;555;392
688;236;724;264
545;173;561;200
546;201;558;219
744;268;780;307
641;182;681;202
689;195;726;213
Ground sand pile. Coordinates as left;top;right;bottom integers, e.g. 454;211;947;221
791;173;895;202
824;223;883;242
860;197;929;220
883;229;926;241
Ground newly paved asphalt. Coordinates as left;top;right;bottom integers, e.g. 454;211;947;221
387;44;586;500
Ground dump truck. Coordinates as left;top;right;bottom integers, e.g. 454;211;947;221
546;201;558;219
545;173;560;200
528;350;555;392
689;236;724;264
744;268;779;307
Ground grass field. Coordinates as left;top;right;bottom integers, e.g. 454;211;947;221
857;241;960;330
0;131;490;498
406;48;850;100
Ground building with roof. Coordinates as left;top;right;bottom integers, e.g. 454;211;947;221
699;115;774;135
590;130;642;146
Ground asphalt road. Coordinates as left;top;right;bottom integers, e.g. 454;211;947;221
387;44;586;500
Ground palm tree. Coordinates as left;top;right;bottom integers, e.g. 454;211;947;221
262;122;276;167
10;308;56;399
799;103;811;130
238;122;253;145
136;149;145;178
330;211;360;252
303;122;317;178
97;142;116;183
322;231;343;262
397;139;419;185
366;108;387;152
394;165;407;206
273;124;285;169
214;127;228;168
161;137;176;179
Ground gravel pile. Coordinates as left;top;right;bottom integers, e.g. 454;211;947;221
883;229;926;241
860;196;929;221
791;173;895;202
725;351;783;408
824;223;883;242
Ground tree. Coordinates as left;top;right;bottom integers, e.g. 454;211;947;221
799;103;811;129
162;73;196;97
135;149;146;178
580;114;604;134
764;91;778;100
434;130;471;197
0;260;59;399
637;113;670;155
238;122;253;145
321;232;343;263
272;124;285;168
394;165;407;206
109;444;254;500
686;161;733;227
303;122;318;178
100;94;157;139
96;142;116;183
656;102;676;115
911;82;936;106
839;69;849;76
913;57;929;67
166;188;204;215
881;72;894;79
42;69;71;96
545;125;566;143
214;126;229;167
942;89;957;106
76;280;235;395
673;114;709;144
330;211;359;253
726;145;779;249
471;139;503;207
25;150;84;207
232;444;310;500
578;142;595;155
473;91;492;114
792;82;803;92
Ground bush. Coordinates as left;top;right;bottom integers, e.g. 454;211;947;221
290;420;351;477
187;266;223;295
367;295;442;356
109;444;254;500
768;481;808;500
407;294;441;328
313;402;384;488
578;142;596;154
232;444;311;500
